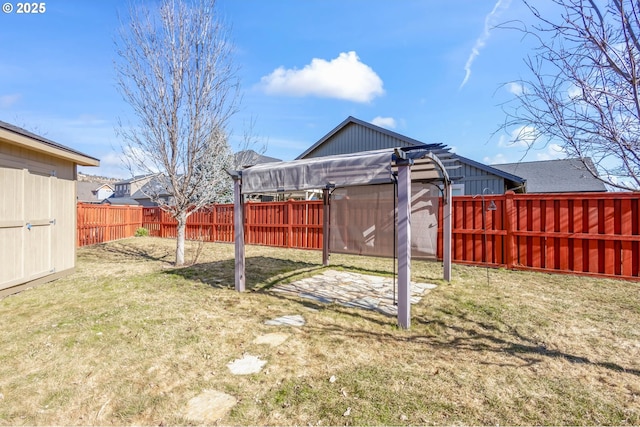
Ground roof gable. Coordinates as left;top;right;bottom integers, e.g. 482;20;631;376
296;116;438;159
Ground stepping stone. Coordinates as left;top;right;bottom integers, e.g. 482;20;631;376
253;332;289;347
227;355;267;375
264;314;306;327
183;390;237;424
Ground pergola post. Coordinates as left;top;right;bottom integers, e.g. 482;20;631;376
322;187;330;266
233;177;245;292
443;181;452;281
397;163;411;329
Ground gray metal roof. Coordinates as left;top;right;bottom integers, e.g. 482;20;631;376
491;158;608;193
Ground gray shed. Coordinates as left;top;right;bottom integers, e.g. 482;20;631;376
0;121;99;296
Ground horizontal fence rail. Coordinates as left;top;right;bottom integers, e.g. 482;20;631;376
77;192;640;281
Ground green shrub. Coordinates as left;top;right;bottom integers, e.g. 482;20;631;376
135;227;149;237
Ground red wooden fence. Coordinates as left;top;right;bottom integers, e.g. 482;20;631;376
77;192;640;280
437;192;640;280
140;200;324;249
77;203;143;247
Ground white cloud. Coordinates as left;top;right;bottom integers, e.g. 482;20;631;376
567;85;582;99
484;153;508;164
487;138;565;165
0;93;21;108
507;82;524;96
371;116;396;129
498;125;538;148
259;51;384;103
535;143;565;160
78;149;130;179
460;0;511;89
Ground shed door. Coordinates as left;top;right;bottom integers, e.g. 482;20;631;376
0;167;53;291
24;171;53;281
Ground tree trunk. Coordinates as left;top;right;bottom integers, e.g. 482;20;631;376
175;211;187;266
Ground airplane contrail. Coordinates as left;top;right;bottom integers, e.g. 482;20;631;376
460;0;511;90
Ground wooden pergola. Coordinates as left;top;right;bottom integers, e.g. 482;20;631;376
231;147;454;329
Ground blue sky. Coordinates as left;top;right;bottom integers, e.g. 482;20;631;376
0;0;564;178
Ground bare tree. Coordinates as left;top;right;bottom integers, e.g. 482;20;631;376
115;0;239;265
500;0;640;191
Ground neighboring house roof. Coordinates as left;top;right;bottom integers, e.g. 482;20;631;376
77;182;114;203
131;175;172;200
492;158;607;193
114;173;157;185
102;197;140;205
0;120;99;166
235;149;281;168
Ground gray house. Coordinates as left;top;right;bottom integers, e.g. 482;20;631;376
298;116;526;195
492;158;608;193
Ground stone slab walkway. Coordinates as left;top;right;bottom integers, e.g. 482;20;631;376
271;270;437;316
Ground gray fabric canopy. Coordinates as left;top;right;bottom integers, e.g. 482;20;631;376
239;147;454;195
239;149;395;194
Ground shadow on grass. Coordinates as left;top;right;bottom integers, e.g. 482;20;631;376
164;249;640;378
168;256;323;291
287;303;640;378
84;239;172;263
416;309;640;377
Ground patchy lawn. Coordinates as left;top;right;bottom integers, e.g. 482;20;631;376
0;237;638;425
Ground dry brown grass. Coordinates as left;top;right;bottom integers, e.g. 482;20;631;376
0;237;638;425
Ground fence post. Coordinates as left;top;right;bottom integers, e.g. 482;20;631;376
322;188;330;266
214;203;218;242
104;206;111;243
504;191;516;269
287;199;293;248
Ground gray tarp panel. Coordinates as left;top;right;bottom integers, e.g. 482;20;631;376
240;149;395;194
